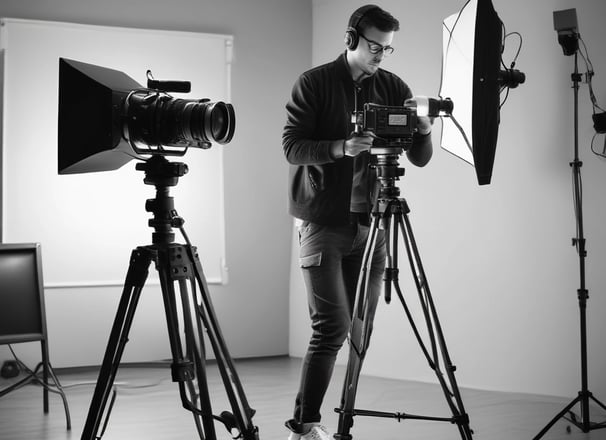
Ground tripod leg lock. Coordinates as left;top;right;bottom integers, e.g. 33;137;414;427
453;412;471;428
171;360;195;382
383;267;399;282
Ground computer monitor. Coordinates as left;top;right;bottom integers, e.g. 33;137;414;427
0;243;46;343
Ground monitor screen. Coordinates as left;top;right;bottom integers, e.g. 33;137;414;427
0;244;45;342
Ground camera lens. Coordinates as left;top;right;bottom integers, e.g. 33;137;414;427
198;101;235;144
125;92;235;150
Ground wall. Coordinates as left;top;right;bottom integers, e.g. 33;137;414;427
289;0;606;399
0;0;310;367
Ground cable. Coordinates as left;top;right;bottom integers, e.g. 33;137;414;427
578;36;605;114
572;168;583;256
500;29;523;108
573;35;606;160
5;344;167;391
590;132;606;159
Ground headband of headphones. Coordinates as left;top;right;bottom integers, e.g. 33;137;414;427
344;4;381;50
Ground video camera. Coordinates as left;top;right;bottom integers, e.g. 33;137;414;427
355;103;417;140
353;97;453;151
58;58;235;174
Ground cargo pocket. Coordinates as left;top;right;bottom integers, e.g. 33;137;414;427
299;252;322;268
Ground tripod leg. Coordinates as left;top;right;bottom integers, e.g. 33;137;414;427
187;244;259;440
156;246;218;440
335;215;382;440
81;248;153;440
157;243;258;440
396;211;473;439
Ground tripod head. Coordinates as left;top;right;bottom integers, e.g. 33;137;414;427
136;156;188;245
371;146;405;202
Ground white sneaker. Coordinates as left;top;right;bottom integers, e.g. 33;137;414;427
301;424;332;440
287;423;331;440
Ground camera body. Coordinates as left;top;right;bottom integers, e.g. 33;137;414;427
355;103;417;140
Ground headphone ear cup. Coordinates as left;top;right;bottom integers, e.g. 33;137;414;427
344;27;358;50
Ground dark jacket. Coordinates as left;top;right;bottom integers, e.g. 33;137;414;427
283;52;432;225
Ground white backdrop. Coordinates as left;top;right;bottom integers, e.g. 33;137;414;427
1;18;232;286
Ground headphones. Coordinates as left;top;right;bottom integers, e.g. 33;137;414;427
344;4;380;50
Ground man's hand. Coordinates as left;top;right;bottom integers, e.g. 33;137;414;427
416;115;433;136
344;131;375;156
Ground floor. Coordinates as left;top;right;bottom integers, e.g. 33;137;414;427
1;356;606;440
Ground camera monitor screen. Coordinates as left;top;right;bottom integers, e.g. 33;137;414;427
440;0;503;185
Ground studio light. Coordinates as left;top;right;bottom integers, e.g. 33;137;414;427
58;58;235;174
408;96;454;118
553;8;579;56
439;0;525;185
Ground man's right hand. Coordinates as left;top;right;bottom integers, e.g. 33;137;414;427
344;131;375;157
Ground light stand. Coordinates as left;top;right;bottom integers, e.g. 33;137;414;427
533;48;606;440
81;155;259;440
334;145;473;440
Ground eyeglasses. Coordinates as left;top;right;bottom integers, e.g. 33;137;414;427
359;33;395;55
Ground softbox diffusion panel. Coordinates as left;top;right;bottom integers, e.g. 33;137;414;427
441;0;503;185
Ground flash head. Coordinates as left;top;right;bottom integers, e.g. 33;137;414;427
405;96;454;117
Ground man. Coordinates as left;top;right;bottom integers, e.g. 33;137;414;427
282;5;433;439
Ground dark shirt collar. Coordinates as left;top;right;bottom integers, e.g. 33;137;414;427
336;51;377;88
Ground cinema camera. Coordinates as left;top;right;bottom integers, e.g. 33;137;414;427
354;97;453;154
58;58;235;174
352;97;453;199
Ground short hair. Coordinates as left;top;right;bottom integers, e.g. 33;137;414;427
355;5;400;33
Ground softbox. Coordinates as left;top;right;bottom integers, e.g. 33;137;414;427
440;0;523;185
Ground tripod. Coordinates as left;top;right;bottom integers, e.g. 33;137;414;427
334;146;473;440
81;155;259;440
533;51;606;440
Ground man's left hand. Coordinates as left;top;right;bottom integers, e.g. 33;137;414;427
416;115;433;136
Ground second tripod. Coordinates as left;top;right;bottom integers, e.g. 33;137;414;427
335;147;473;440
81;156;259;440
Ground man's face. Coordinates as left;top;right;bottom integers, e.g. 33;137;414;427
349;26;395;78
